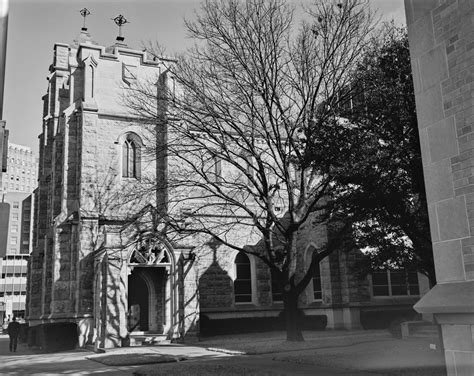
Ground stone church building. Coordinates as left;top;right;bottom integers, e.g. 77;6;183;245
26;27;427;349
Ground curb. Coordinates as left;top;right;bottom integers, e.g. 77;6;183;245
206;347;246;355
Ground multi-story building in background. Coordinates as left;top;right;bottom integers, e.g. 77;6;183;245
0;142;37;321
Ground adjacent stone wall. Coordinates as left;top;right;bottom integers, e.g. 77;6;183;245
191;215;370;332
405;0;474;374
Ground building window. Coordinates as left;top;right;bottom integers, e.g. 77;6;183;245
122;136;141;178
10;237;17;245
311;263;322;301
271;268;283;303
12;202;19;209
234;252;252;303
212;156;222;183
11;225;18;233
371;269;420;297
305;247;322;301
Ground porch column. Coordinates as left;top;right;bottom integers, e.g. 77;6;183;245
96;252;128;348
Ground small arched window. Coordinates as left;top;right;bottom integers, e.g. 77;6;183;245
212;155;222;183
306;247;322;301
122;136;141;179
312;263;322;300
234;252;252;303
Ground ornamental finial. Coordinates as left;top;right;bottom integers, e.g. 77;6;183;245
79;8;91;31
112;14;129;42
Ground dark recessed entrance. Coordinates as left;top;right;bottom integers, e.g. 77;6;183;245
128;269;149;331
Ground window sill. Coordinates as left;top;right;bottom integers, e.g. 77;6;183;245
234;302;257;308
308;299;323;305
372;295;420;299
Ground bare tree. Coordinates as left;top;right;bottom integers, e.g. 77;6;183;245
128;0;376;341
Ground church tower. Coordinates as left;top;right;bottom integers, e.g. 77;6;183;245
25;13;198;349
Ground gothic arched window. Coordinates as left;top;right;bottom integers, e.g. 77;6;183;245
122;136;141;179
311;262;322;300
306;247;322;301
234;252;252;303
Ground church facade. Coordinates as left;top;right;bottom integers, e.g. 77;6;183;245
26;29;426;349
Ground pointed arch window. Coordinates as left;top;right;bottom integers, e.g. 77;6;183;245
234;252;252;303
212;155;222;183
311;263;322;300
122;136;141;179
306;247;322;302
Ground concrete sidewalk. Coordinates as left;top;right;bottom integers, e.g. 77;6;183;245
0;334;234;375
0;334;138;375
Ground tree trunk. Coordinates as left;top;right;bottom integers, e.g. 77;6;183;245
283;290;304;342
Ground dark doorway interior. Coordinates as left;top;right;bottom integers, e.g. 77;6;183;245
128;269;149;331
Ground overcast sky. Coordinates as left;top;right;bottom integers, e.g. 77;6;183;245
3;0;406;154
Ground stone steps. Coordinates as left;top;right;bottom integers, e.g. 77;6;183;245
401;321;440;339
129;331;170;346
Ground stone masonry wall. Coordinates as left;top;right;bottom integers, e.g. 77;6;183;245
406;0;474;374
191;214;369;319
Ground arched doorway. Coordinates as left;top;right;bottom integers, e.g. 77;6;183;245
127;241;174;335
128;270;149;331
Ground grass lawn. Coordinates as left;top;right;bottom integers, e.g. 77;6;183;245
197;329;392;354
269;337;446;376
135;330;447;376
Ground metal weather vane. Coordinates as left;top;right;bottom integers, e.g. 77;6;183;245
79;8;91;30
112;14;129;41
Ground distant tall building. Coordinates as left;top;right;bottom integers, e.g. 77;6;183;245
0;142;37;320
1;143;37;195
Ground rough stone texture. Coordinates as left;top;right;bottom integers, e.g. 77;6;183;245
406;0;474;374
26;36;167;348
